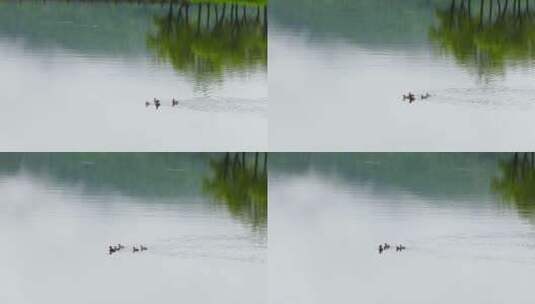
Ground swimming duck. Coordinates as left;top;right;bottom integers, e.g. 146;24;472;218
140;245;148;251
109;246;117;255
402;93;416;103
420;93;431;100
396;245;406;252
383;243;391;250
378;244;384;254
133;246;139;253
153;98;161;110
172;98;179;107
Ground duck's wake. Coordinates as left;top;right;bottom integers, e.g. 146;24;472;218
154;234;267;263
427;86;535;108
176;97;267;114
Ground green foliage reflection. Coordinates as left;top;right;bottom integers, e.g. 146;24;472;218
146;1;267;88
492;152;535;215
430;0;535;78
203;152;267;230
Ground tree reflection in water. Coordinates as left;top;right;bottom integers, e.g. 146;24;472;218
146;0;267;90
203;152;267;231
430;0;535;79
492;152;535;221
0;153;267;230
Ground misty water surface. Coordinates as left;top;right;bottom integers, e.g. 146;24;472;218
0;1;267;150
269;153;535;304
0;153;267;304
270;0;535;151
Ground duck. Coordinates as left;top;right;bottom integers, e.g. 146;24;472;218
140;245;148;251
396;245;406;252
420;93;431;100
402;93;416;103
153;98;161;110
109;246;117;255
383;243;391;250
133;246;139;253
172;98;179;107
378;244;384;254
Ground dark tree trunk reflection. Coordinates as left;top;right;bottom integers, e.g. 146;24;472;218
492;153;535;222
430;0;535;78
203;152;268;231
146;1;267;88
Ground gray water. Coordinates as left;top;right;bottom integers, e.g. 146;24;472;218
270;0;535;151
269;153;535;304
0;1;267;151
0;153;267;304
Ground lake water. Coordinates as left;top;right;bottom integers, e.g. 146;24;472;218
270;0;535;151
0;1;267;151
269;153;535;304
0;153;267;304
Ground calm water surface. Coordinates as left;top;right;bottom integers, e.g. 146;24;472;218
270;0;535;150
270;153;535;303
0;153;267;304
0;1;267;150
